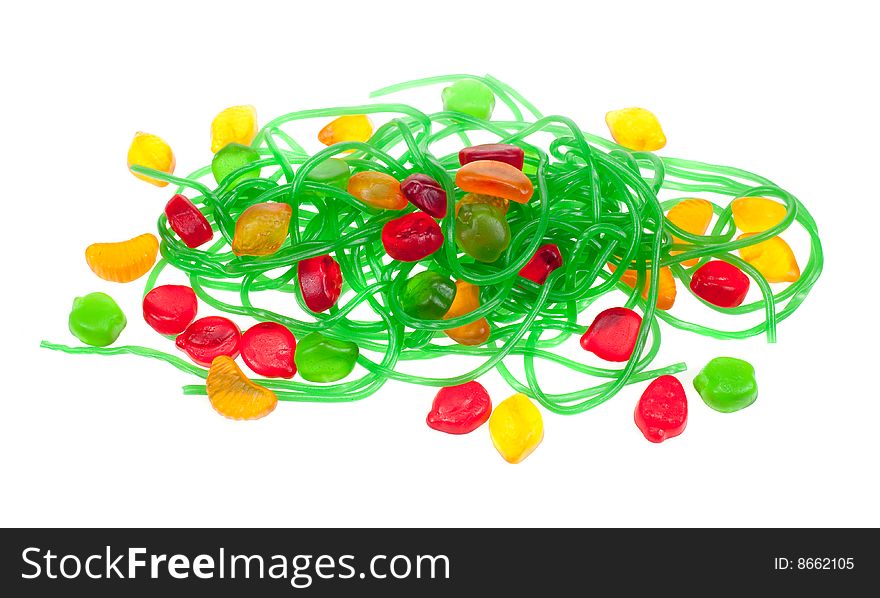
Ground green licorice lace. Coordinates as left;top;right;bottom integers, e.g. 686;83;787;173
41;74;823;415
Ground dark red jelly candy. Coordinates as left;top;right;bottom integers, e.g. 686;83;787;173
580;307;642;362
519;243;563;284
459;143;525;171
382;212;444;262
400;174;447;218
426;381;492;434
142;284;198;335
175;316;241;366
634;375;688;443
240;322;296;379
298;254;343;313
689;260;750;308
165;194;213;248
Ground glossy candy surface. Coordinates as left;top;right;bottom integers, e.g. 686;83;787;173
693;357;758;413
347;171;407;210
304;158;351;191
127;132;175;186
454;193;509;217
667;198;713;267
519;244;563;285
489;393;543;464
455;203;511;263
231;202;292;256
459;143;525;170
426;381;492;434
212;142;261;186
738;234;800;283
298;254;343;313
176;316;242;367
294;332;359;383
456;160;534;203
634;375;688;443
611;264;677;310
206;355;277;420
318;115;372;147
441;79;495;120
690;260;750;308
732;197;787;233
142;284;198;335
399;271;456;320
69;292;127;347
605;107;666;151
382;212;444;262
240;322;296;379
85;233;159;283
580;307;642;362
164;194;213;248
443;280;490;346
210;105;258;153
400;173;447;218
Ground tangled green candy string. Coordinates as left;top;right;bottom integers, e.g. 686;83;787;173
41;74;823;415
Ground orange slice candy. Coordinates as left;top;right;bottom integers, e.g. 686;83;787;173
609;263;677;310
206;356;278;420
85;233;159;283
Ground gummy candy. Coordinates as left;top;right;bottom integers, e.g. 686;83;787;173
142;284;198;335
689;260;750;308
731;197;787;233
519;244;563;285
605;107;666;152
455;203;511;263
738;234;800;283
294;332;358;383
489;393;543;464
231;202;292;257
69;292;126;347
454;193;509;217
304;158;351;192
382;212;444;262
297;254;343;313
212;142;261;186
85;233;159;283
634;375;688;443
693;357;758;413
459;143;525;170
176;316;242;367
240;322;297;379
400;173;447;218
441;79;495;120
399;271;457;320
580;307;642;362
206;355;277;420
127;132;175;186
443;280;490;346
426;381;492;434
456;160;534;203
347;171;407;210
210;105;258;153
318;115;372;147
667;198;713;267
164;194;213;249
610;264;677;310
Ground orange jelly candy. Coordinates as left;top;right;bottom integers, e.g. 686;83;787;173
206;355;278;420
85;233;159;283
455;160;534;203
738;233;800;283
609;263;677;310
443;280;490;346
231;202;292;256
347;171;407;210
667;198;713;267
318;115;372;148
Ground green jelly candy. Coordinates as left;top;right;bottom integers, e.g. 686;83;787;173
693;357;758;413
212;142;262;187
441;79;495;120
305;158;351;190
68;292;127;347
399;271;457;320
455;203;511;263
294;331;359;383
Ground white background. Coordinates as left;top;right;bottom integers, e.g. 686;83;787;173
2;0;878;527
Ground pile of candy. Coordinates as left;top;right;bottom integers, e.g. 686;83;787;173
43;74;823;463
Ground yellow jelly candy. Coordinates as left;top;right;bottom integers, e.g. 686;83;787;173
605;107;666;152
609;263;677;310
318;115;373;148
667;198;713;267
206;356;277;420
443;280;490;346
232;202;293;256
731;197;788;233
489;393;544;464
211;105;258;153
127;132;175;186
85;233;159;283
738;233;800;283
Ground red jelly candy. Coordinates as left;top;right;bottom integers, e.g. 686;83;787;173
298;254;343;313
580;307;642;362
382;212;444;262
142;284;198;335
519;243;563;284
459;143;525;171
400;174;447;218
689;260;750;308
164;194;213;248
634;375;688;443
176;316;241;366
240;322;297;379
426;381;492;434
